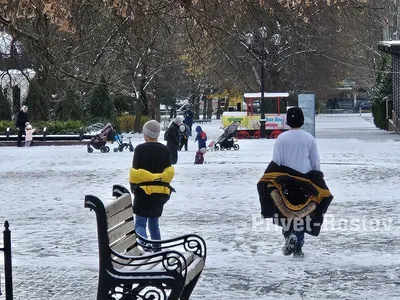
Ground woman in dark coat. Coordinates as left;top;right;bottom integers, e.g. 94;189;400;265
166;117;182;164
16;105;29;147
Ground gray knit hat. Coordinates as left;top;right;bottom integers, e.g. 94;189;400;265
143;120;161;139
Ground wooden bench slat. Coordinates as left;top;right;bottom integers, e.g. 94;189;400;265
105;194;132;218
184;257;205;285
107;206;133;230
110;233;139;255
108;220;135;244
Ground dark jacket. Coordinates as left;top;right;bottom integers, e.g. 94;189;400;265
183;110;194;127
257;161;333;236
194;126;207;149
130;142;174;217
16;110;28;128
166;123;180;151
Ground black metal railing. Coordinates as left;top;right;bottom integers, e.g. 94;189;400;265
0;221;13;300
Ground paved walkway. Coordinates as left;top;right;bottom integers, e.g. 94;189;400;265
1;114;400;300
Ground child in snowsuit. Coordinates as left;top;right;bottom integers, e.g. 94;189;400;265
24;123;35;147
194;148;207;164
194;125;207;150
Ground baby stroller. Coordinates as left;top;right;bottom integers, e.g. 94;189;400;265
214;121;240;151
113;134;134;152
87;123;115;153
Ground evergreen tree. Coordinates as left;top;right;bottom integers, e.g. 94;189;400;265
114;93;133;116
25;80;50;121
89;76;114;120
0;90;12;120
55;89;82;120
371;55;392;130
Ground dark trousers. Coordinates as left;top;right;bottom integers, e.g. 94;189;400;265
17;127;25;147
282;227;305;246
179;137;188;151
168;148;178;165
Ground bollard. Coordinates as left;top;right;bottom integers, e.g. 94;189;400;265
79;127;83;141
5;128;10;140
0;221;13;300
43;127;47;141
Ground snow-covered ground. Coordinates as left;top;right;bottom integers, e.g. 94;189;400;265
1;113;400;299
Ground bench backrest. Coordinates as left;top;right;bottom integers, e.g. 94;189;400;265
105;192;142;268
85;187;140;271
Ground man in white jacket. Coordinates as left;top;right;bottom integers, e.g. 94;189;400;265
272;107;320;258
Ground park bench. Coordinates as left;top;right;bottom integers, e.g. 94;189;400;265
193;119;212;124
84;184;207;300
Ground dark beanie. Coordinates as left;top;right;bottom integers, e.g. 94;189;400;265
286;107;304;128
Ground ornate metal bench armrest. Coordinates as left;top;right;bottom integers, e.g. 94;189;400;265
110;248;189;278
136;234;207;259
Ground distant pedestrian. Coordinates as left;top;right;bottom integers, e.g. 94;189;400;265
178;124;190;151
194;148;207;164
194;125;207;150
183;108;194;136
165;117;182;164
16;105;29;147
129;120;175;251
24;123;35;147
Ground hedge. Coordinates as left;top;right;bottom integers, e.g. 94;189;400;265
116;115;150;133
0;120;85;135
0;116;151;135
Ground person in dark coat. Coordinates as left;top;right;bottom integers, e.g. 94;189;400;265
129;120;175;251
166;117;182;164
183;108;194;136
15;105;29;147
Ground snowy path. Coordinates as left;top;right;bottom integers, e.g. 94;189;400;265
0;113;400;299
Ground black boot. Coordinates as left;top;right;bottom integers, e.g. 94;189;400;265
282;234;297;256
293;244;304;258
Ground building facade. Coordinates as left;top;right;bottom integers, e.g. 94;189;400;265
377;41;400;130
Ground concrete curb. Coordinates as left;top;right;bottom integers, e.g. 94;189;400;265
0;140;90;147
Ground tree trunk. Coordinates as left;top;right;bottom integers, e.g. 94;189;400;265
202;95;207;120
149;93;156;119
207;98;213;119
216;98;222;119
194;94;200;119
134;101;143;133
155;102;161;122
224;96;230;112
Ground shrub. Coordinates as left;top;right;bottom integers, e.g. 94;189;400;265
116;115;149;133
117;115;135;133
33;120;85;134
0;120;15;134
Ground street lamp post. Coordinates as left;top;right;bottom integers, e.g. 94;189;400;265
245;27;268;138
259;39;266;139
